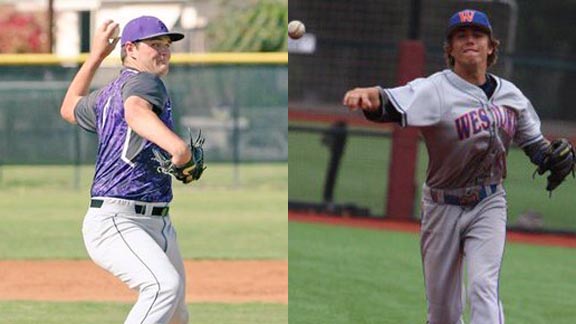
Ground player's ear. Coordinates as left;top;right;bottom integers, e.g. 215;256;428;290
488;36;498;56
445;39;454;55
125;42;138;59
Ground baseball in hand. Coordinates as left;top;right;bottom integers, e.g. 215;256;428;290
109;25;120;44
288;20;305;39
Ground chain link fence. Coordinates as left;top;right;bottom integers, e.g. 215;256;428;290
288;0;576;233
289;0;576;123
0;57;287;166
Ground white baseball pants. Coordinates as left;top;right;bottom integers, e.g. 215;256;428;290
82;197;189;324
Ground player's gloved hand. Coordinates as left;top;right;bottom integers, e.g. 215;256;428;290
533;138;575;194
152;129;207;184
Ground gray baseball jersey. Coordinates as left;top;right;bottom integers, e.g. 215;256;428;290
75;68;173;202
367;69;544;323
380;69;543;189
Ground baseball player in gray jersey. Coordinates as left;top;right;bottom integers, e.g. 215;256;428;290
343;9;574;324
59;17;200;324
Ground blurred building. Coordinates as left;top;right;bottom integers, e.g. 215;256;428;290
0;0;221;55
0;0;288;165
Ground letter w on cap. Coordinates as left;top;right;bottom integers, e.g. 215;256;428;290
458;10;475;23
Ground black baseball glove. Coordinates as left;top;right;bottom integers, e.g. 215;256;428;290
533;138;575;194
152;129;206;184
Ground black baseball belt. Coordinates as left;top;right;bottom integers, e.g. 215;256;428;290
90;199;170;217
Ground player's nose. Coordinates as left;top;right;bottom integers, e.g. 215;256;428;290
158;45;171;55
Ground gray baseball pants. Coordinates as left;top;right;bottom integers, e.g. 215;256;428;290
421;189;506;324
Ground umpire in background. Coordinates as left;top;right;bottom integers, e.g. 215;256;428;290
60;16;200;324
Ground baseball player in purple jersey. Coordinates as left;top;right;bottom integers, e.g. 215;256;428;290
343;9;574;324
59;17;195;324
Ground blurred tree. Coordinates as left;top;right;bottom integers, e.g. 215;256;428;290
206;0;288;52
0;5;49;53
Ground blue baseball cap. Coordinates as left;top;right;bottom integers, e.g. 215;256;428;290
121;16;184;46
446;9;492;38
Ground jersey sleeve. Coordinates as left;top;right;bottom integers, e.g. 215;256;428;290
514;99;544;148
383;77;443;127
361;87;402;124
73;89;101;133
122;72;168;114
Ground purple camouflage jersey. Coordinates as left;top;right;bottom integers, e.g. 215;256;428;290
74;68;173;202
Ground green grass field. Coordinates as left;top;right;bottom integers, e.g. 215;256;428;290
289;127;576;231
0;302;287;324
0;302;288;324
0;163;287;324
289;221;576;324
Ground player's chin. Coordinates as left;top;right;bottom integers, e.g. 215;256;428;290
458;56;485;67
460;52;480;60
157;64;170;76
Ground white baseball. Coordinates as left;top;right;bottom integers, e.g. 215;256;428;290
288;20;305;39
109;25;120;44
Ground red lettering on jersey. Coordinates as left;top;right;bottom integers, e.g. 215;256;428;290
470;110;483;134
501;106;518;136
455;114;471;140
503;107;510;128
455;106;518;143
506;108;517;134
478;108;490;130
459;10;475;23
488;104;518;137
492;105;503;127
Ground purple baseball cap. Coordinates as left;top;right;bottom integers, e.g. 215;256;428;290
121;16;184;46
446;9;492;38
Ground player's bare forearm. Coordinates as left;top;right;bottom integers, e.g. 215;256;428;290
60;57;104;124
124;96;192;166
60;20;119;124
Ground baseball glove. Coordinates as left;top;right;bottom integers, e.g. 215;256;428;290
152;129;206;184
533;138;575;194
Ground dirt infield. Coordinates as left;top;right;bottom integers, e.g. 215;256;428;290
0;260;287;304
289;211;576;248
